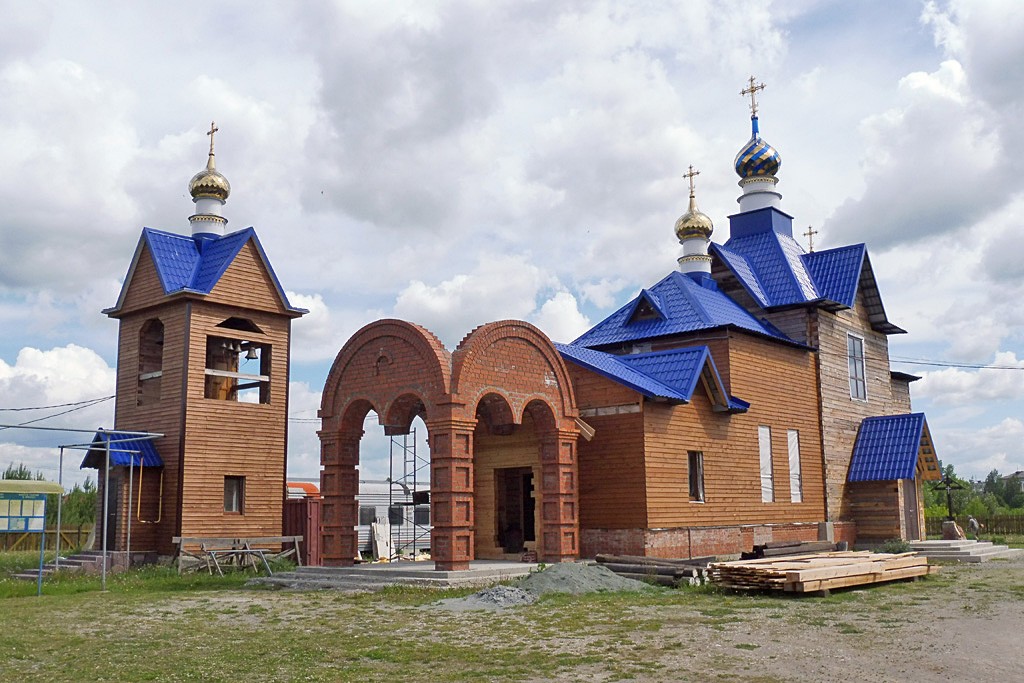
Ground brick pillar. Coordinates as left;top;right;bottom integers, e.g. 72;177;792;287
539;428;579;563
319;429;361;566
427;418;476;571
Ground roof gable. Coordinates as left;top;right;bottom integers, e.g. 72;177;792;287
847;413;940;482
556;343;748;412
106;228;306;317
573;271;794;349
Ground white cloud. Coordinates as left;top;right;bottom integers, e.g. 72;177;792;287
532;292;591;344
914;352;1024;405
935;417;1024;480
393;254;550;346
0;344;115;487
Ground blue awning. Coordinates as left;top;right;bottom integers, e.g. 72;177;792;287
847;414;940;482
80;431;164;469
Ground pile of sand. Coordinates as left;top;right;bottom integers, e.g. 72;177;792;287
433;562;650;612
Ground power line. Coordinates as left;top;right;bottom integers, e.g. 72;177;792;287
891;357;1024;370
0;396;114;432
0;395;116;411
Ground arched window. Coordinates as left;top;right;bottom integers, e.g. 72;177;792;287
137;319;164;405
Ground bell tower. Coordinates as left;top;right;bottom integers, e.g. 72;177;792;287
92;124;306;557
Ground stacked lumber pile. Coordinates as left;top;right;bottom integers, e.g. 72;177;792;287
709;551;937;594
595;554;713;587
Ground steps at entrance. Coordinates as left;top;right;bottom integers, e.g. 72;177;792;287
10;550;119;581
908;540;1023;563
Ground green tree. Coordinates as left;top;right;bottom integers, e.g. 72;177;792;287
2;462;44;480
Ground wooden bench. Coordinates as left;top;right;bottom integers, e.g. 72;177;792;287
173;536;303;575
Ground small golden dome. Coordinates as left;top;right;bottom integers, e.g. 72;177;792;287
674;195;714;241
188;121;231;201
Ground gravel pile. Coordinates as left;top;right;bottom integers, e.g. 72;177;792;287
518;561;651;596
433;562;650;612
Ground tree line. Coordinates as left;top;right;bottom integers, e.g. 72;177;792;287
923;462;1024;519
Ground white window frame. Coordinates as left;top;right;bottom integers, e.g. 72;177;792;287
847;333;867;401
787;429;803;503
758;425;774;503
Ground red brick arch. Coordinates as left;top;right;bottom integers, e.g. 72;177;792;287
319;318;580;569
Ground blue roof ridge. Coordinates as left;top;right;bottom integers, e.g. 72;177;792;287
669;271;714;324
708;242;770;308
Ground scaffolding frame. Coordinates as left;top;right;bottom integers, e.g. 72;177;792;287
386;428;431;558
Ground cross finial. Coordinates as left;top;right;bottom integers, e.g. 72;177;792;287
683;165;700;198
803;225;819;252
741;76;766;118
206;121;219;156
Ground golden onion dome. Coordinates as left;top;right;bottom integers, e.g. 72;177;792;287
189;121;231;201
189;155;231;201
674;193;714;241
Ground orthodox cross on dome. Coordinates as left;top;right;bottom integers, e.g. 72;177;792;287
683;165;700;198
741;76;766;118
206;121;219;156
803;225;819;252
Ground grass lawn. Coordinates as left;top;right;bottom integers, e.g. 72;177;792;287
1;552;1022;682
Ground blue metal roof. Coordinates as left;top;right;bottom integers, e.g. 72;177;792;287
80;431;164;469
712;221;903;334
572;271;794;349
556;343;748;411
106;227;306;315
555;343;688;401
713;230;818;307
847;413;930;481
803;244;866;309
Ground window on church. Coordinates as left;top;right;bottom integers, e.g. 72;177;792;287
137;319;164;406
224;476;245;513
204;335;271;403
758;425;774;502
787;429;803;503
848;334;867;400
688;451;705;502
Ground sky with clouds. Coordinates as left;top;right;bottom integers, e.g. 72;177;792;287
1;0;1022;488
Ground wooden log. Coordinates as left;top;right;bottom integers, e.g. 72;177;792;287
596;554;714;567
602;563;683;577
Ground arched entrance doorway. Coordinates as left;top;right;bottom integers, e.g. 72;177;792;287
320;319;581;570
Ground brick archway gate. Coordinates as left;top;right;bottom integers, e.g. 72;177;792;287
319;319;581;570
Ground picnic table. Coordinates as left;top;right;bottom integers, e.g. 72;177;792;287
173;536;303;575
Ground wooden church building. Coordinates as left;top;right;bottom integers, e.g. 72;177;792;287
83;125;305;557
318;80;941;569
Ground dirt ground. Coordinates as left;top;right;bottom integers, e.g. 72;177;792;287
537;556;1024;683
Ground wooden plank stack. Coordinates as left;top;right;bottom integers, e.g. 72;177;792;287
709;551;937;594
595;554;714;587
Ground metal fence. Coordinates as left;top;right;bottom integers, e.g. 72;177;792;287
925;515;1024;536
0;525;93;552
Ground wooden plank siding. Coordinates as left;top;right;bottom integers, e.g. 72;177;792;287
642;331;825;529
103;235;295;556
178;301;291;541
846;480;902;541
810;292;902;521
564;363;648;529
